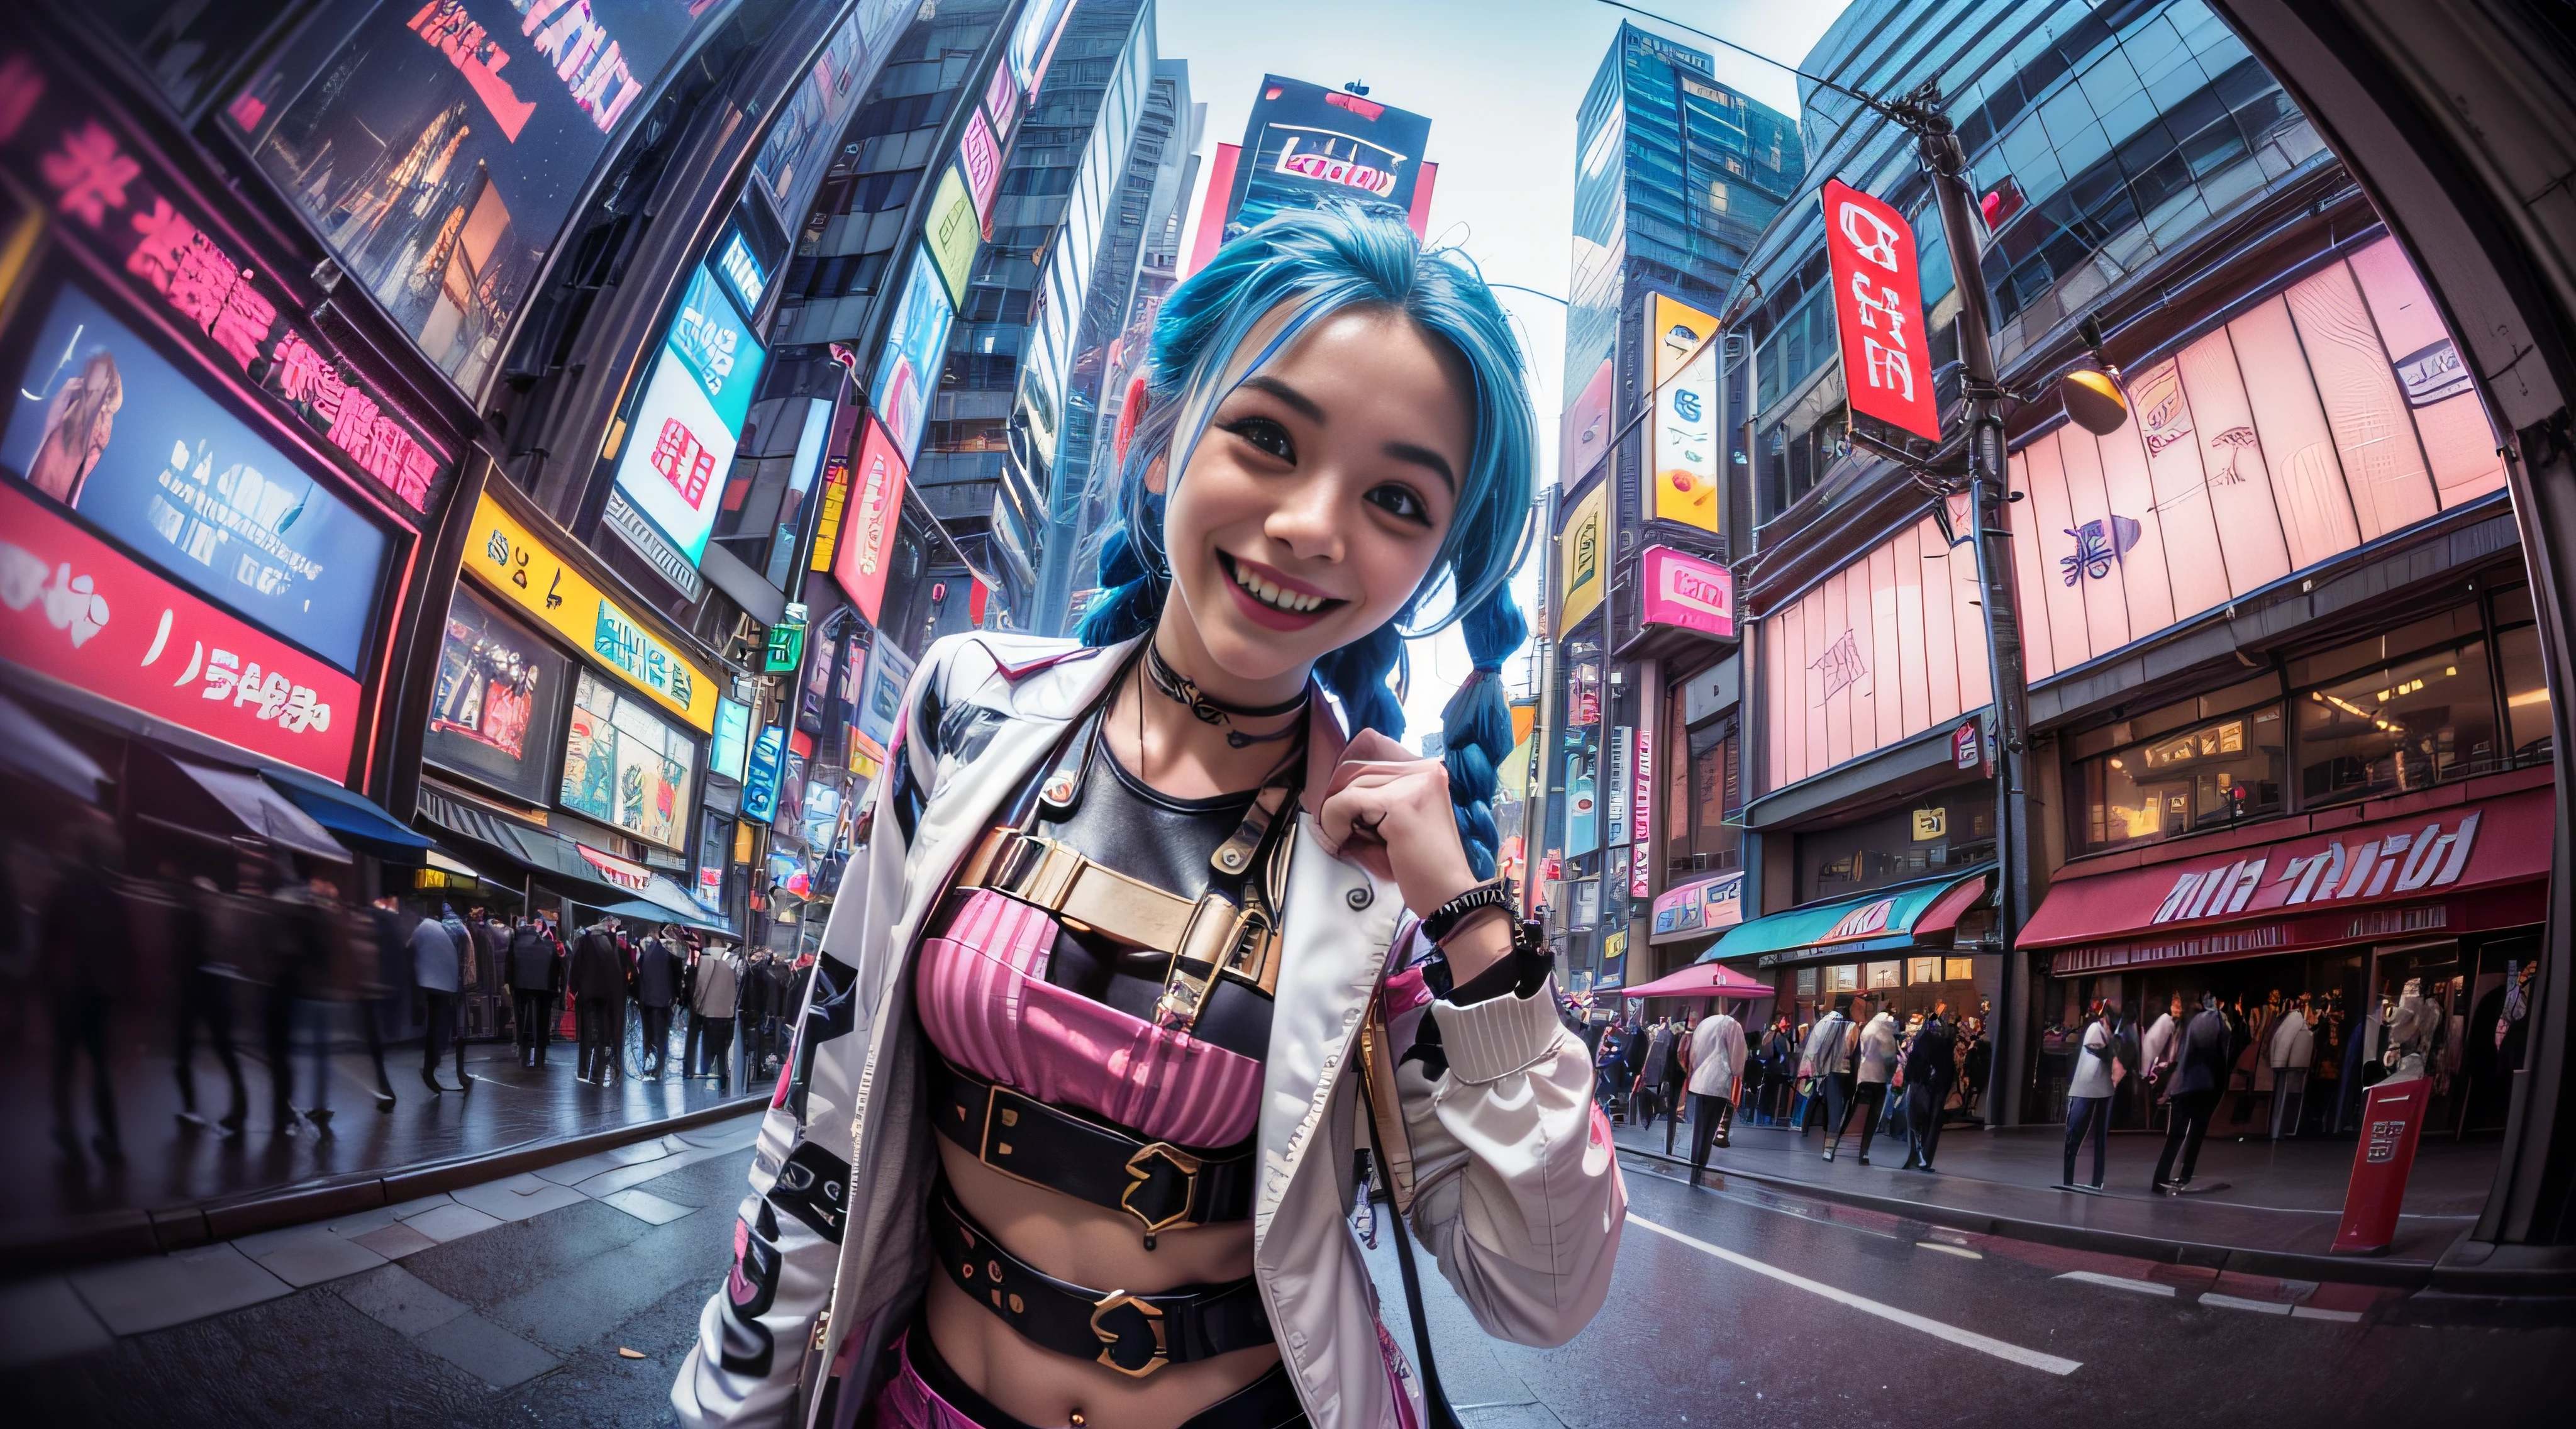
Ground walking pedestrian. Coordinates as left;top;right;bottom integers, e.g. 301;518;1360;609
680;937;704;1077
507;916;557;1068
570;915;630;1085
2155;993;2233;1193
1802;997;1857;1157
2142;993;2184;1129
47;818;126;1162
1833;996;1899;1164
635;925;682;1077
166;869;247;1135
2062;999;2121;1189
692;942;741;1089
1761;1015;1796;1123
399;898;470;1093
1594;1020;1626;1110
1685;1005;1746;1186
1902;1004;1956;1171
2268;993;2314;1139
1658;1015;1689;1140
1634;1016;1676;1135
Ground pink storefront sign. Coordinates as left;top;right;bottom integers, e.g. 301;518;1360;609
1641;545;1733;638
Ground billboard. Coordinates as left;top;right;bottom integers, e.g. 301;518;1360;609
425;582;569;805
1562;358;1613;487
1648;294;1721;533
1;281;393;673
852;629;914;765
609;263;767;563
959;110;1004;232
925;165;979;308
0;482;360;777
870;245;955;465
711;695;752;784
1641;546;1733;639
227;0;733;396
1230;75;1432;243
1557;480;1606;635
1821;178;1940;442
560;667;697;852
741;723;786;824
1651;870;1743;942
832;417;909;625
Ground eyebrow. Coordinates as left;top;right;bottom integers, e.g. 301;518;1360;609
1238;375;1326;425
1384;441;1457;494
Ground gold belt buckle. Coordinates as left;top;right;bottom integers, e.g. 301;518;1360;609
1118;1142;1204;1237
1089;1289;1170;1377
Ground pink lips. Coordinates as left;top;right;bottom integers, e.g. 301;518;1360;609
1220;553;1338;632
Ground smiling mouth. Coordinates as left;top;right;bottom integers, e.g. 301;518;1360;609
1219;552;1345;616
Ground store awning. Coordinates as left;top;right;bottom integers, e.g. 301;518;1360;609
139;748;349;862
2022;783;2549;976
260;765;432;865
594;879;735;937
1622;962;1775;999
0;692;108;802
418;789;635;903
1708;866;1994;970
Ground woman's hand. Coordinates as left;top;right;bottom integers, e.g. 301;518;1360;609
1316;730;1480;916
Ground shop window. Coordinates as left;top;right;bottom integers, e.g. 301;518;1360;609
1943;957;1975;982
2296;638;2498;803
2497;623;2553;764
2075;703;2285;853
1827;965;1859;994
1907;957;1941;986
1866;961;1901;990
1796;968;1819;996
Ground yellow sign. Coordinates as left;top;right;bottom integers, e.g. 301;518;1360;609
1558;481;1607;635
926;165;979;307
1912;807;1946;842
1650;294;1721;391
462;492;719;732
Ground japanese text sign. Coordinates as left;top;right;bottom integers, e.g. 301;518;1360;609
832;417;909;625
0;482;357;777
608;263;765;562
2333;1077;2431;1255
0;50;450;518
461;491;716;731
1821;179;1941;443
1630;726;1653;899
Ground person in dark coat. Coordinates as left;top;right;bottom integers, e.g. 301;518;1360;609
569;915;631;1084
47;819;126;1162
401;899;470;1093
166;868;247;1135
633;926;682;1077
1901;1007;1957;1172
679;936;704;1078
507;916;558;1068
2155;993;2234;1193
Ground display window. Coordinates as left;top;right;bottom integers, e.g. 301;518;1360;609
425;583;568;805
562;667;700;852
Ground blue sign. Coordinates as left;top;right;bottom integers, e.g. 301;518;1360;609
0;280;391;672
870;244;955;465
714;228;770;319
667;264;765;434
711;697;752;784
741;723;787;824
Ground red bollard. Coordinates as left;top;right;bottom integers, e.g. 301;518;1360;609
2331;1077;2433;1255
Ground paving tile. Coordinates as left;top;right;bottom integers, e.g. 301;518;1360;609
0;1276;114;1371
451;1174;590;1223
674;1116;764;1151
574;1141;740;1198
242;1223;389;1287
402;1202;506;1244
596;1188;692;1226
332;1263;470;1337
413;1311;560;1389
532;1145;671;1187
350;1221;441;1259
318;1205;404;1238
385;1193;457;1220
66;1243;293;1337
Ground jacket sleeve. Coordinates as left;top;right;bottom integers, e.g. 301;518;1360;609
1393;938;1624;1350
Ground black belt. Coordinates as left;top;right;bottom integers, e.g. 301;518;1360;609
926;1055;1255;1247
930;1187;1274;1379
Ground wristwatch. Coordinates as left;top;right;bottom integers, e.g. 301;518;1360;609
1423;880;1514;945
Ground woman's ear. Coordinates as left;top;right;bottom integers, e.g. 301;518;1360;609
1144;450;1170;496
1113;375;1148;465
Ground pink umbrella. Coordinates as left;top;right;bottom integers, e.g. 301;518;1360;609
1621;961;1774;1000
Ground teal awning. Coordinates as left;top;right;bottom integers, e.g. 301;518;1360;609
1705;867;1992;969
262;765;432;864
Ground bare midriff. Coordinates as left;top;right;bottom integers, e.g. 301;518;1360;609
926;1138;1278;1428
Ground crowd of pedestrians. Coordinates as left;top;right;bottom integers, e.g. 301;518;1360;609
4;814;807;1167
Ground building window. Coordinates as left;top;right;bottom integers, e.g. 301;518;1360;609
2296;634;2497;803
1827;965;1858;994
2074;702;2286;854
1943;957;1975;982
1797;968;1818;996
1866;961;1901;990
1907;957;1940;986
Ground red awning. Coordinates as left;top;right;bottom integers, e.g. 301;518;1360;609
1914;874;1989;936
2021;784;2550;975
1621;962;1776;999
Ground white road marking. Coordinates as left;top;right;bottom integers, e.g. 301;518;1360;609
1918;1241;1984;1259
1627;1211;2083;1376
2291;1305;2365;1323
2202;1293;2295;1316
2055;1270;2175;1297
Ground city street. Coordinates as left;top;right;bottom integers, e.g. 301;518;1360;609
3;1127;2562;1426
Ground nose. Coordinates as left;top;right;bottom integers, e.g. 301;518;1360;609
1263;468;1345;565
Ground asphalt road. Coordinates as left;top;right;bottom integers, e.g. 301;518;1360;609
6;1140;2566;1426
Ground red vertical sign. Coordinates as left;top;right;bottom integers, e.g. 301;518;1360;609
831;416;909;625
1821;178;1941;442
2332;1077;2433;1255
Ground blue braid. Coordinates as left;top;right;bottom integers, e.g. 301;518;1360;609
1074;201;1535;880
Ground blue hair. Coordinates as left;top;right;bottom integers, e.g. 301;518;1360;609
1077;202;1532;880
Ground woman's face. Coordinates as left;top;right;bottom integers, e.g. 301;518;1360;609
1154;304;1474;687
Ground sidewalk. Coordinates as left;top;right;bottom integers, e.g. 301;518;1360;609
4;1011;769;1274
1609;1109;2499;1287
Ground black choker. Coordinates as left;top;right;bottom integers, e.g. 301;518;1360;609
1144;642;1308;748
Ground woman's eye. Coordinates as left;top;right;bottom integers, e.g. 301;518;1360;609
1366;484;1430;525
1223;416;1294;462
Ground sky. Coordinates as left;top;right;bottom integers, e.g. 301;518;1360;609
1147;0;1855;743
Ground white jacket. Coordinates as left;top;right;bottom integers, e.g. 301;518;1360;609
1856;1013;1902;1086
1685;1014;1746;1098
672;634;1623;1428
2268;1009;2314;1070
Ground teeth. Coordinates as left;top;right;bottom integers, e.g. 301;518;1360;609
1230;559;1321;613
